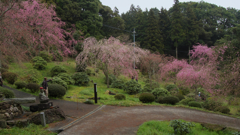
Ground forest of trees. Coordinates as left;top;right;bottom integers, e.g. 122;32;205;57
1;0;240;60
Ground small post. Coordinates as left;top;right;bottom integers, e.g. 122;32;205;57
94;83;97;103
40;112;46;127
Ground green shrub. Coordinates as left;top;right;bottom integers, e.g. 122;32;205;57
114;94;126;100
142;81;160;93
84;100;94;104
76;64;87;72
0;87;14;98
51;77;68;90
31;56;47;70
186;93;195;99
26;83;40;93
214;106;230;114
86;69;91;76
15;81;27;89
72;72;89;86
2;62;9;69
95;68;99;73
151;88;170;99
202;99;223;111
57;73;75;85
123;80;142;95
170;120;195;135
0;68;8;74
162;96;179;105
2;72;18;84
178;86;190;95
48;84;66;98
139;93;155;103
39;51;52;62
111;79;124;89
175;94;185;101
50;66;67;77
166;84;179;92
104;74;117;85
179;98;195;105
188;101;202;108
52;51;63;61
156;96;165;104
23;69;41;83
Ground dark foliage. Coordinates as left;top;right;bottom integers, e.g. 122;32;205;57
50;66;67;77
26;83;40;93
48;84;66;98
123;80;142;95
114;94;126;100
2;72;18;84
162;96;179;105
188;101;202;108
15;81;27;89
0;87;15;98
72;72;89;86
139;93;155;103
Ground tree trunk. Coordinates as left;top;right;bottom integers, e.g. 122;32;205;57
176;46;178;59
189;45;190;63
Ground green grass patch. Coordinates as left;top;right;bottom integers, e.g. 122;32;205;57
137;120;239;135
1;124;57;135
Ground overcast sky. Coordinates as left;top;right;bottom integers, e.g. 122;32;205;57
100;0;240;14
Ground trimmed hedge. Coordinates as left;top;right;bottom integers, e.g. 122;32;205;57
202;99;223;111
214;106;230;114
15;81;27;89
123;80;142;95
139;93;155;103
50;66;67;77
57;73;75;85
51;77;68;90
143;81;160;93
175;94;185;101
188;101;202;108
114;94;126;100
48;84;66;98
2;72;18;84
0;87;14;98
31;56;47;70
151;88;170;99
111;79;125;89
162;96;179;105
26;83;40;93
72;72;89;86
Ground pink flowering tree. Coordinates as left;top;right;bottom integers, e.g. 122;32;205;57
76;37;149;88
0;0;79;62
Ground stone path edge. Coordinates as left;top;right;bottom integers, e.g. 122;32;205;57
50;105;106;133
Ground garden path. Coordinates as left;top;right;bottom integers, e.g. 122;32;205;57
2;85;240;135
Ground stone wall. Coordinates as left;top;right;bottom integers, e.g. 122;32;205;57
0;101;23;120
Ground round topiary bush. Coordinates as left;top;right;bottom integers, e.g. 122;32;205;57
2;72;18;84
0;87;14;98
51;77;68;90
26;83;40;93
139;93;155;103
57;73;75;85
156;96;165;104
85;69;91;76
179;98;195;105
114;94;126;100
15;81;27;89
165;84;179;93
123;80;142;95
52;51;63;61
39;51;52;62
214;106;230;114
175;94;185;101
202;99;223;111
151;88;170;99
188;101;202;108
111;79;125;89
162;96;179;105
48;84;66;98
76;64;87;72
31;56;47;70
72;72;90;86
50;66;67;77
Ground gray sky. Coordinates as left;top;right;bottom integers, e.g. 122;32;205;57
100;0;240;14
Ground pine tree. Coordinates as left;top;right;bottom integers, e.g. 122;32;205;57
170;0;185;59
143;9;164;54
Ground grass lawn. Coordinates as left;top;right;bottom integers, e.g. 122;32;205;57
137;120;239;135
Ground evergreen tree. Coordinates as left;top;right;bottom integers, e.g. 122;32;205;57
159;8;171;54
170;0;185;59
143;9;164;54
184;4;200;62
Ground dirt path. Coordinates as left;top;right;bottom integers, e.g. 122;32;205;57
60;105;240;135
